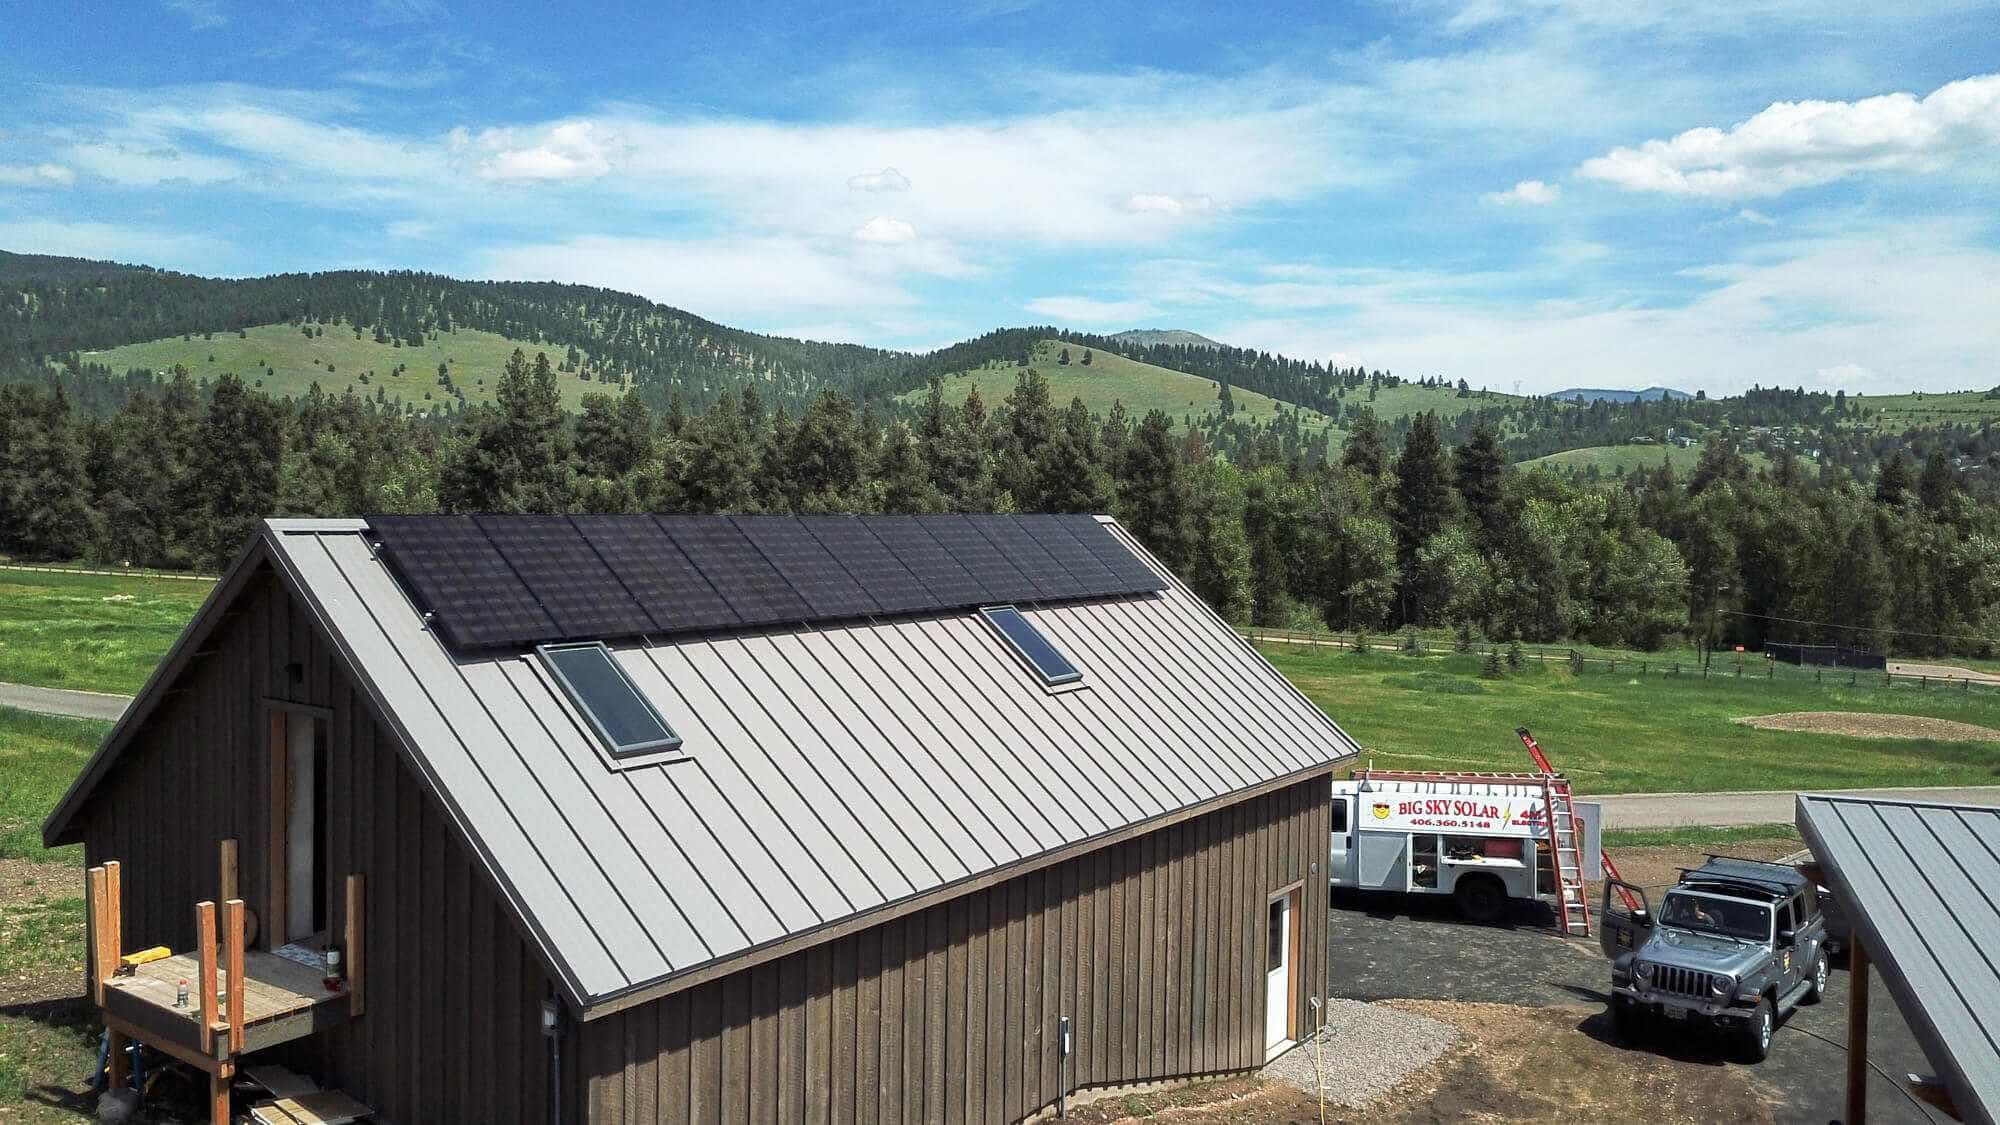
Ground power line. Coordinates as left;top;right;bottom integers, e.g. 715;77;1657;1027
1719;607;1998;647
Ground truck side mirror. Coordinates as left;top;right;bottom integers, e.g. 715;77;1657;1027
1777;927;1796;945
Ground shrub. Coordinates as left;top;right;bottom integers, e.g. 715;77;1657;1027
1402;629;1423;654
1481;647;1504;679
1507;639;1525;669
1453;620;1475;653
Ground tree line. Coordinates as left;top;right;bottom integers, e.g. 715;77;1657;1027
3;349;1994;659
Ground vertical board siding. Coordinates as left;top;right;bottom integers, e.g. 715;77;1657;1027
581;774;1330;1124
77;567;553;1125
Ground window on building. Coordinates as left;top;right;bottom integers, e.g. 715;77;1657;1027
979;606;1082;686
539;642;682;757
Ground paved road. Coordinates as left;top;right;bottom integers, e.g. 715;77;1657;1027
0;681;130;722
1597;786;2000;829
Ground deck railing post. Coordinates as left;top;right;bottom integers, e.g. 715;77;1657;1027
224;899;246;1053
345;873;366;1017
196;901;218;1055
86;866;107;1005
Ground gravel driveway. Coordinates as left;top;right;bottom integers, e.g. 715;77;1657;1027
1328;889;1953;1124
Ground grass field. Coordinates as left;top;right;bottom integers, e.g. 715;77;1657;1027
1520;442;1772;476
0;708;106;862
79;323;626;414
907;339;1336;429
1860;388;2000;426
1262;644;2000;795
0;569;214;695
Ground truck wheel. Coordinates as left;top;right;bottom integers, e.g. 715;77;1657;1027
1453;875;1505;924
1610;997;1645;1044
1737;997;1774;1063
1804;952;1829;1004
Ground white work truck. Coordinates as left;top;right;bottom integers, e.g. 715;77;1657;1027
1329;775;1602;923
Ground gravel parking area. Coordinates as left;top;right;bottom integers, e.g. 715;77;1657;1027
1260;998;1459;1107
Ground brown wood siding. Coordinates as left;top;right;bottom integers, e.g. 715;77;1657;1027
577;772;1332;1125
75;564;553;1125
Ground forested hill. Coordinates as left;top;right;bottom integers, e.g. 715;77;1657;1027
0;251;906;412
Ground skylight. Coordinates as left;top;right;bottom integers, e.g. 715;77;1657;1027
538;642;682;757
980;605;1082;686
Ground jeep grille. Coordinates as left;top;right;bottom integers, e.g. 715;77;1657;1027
1648;964;1723;999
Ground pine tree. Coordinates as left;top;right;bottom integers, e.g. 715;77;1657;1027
1392;411;1456;621
1032;397;1114;513
1481;646;1504;679
1917;449;1956;513
1001;369;1057;506
180;373;286;568
1452;425;1507;548
1117;410;1189;570
1874;451;1913;505
676;395;758;512
873;422;943;513
786;391;868;513
1340;407;1385;477
1454;619;1475;653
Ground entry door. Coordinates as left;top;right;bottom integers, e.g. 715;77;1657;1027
282;714;327;944
1265;891;1296;1056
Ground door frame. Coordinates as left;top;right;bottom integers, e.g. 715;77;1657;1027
263;700;330;950
1266;880;1305;1053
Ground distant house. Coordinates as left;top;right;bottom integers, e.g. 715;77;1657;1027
45;513;1357;1124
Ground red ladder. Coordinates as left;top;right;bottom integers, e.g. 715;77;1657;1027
1517;727;1641;932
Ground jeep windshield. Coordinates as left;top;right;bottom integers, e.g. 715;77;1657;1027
1658;890;1770;942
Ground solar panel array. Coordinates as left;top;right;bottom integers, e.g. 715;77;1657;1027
367;513;1164;651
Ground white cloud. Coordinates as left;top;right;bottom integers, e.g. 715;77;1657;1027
846;167;911;192
1736;208;1777;226
62;142;242;185
163;0;225;29
1579;72;2000;198
385;219;435;238
1483;178;1561;205
464;120;623;182
1024;295;1159;324
851;216;917;244
1811;362;1878;390
0;163;75;188
0;218;222;264
1125;192;1216;216
480;235;916;322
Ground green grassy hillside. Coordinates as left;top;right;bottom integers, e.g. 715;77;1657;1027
1855;388;2000;427
1339;381;1526;425
79;323;627;414
904;339;1335;427
1521;442;1771;476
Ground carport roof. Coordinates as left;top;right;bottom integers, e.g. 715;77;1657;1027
1795;793;2000;1125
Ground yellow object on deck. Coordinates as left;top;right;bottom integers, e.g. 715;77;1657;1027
120;946;171;970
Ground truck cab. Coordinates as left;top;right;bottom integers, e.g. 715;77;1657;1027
1602;857;1830;1062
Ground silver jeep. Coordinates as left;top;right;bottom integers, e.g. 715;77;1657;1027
1600;857;1831;1062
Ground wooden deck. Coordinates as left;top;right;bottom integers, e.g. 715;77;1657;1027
102;948;352;1060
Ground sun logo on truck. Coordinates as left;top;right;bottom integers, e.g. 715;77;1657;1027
1371;802;1391;820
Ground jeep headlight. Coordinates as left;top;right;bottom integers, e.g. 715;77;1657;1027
1710;975;1731;998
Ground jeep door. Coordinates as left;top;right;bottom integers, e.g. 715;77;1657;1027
1599;879;1651;959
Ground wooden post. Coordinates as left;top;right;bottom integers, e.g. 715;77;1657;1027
344;873;366;1017
209;1065;231;1125
196;901;218;1055
224;899;246;1053
103;860;122;976
1847;932;1870;1125
219;837;239;903
268;709;288;949
106;1028;129;1089
86;866;107;1005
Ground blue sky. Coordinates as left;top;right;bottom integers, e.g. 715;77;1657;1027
3;1;1997;395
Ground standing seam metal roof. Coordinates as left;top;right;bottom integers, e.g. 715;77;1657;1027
1795;794;2000;1125
245;516;1358;1013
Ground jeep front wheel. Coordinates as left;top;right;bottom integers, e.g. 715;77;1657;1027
1804;952;1830;1004
1737;997;1775;1063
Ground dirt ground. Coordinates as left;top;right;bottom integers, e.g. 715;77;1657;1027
1603;838;1804;898
1733;710;2000;741
1888;661;2000;685
0;858;85;1009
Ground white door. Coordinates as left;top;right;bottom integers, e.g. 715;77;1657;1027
285;716;320;942
1265;894;1293;1056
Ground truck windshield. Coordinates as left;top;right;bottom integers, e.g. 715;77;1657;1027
1659;891;1770;941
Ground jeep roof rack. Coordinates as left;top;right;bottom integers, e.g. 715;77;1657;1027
1678;855;1809;897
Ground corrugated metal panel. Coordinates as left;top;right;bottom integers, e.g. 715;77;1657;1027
1796;795;2000;1125
266;518;1361;1011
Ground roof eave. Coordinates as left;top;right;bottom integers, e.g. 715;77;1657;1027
41;530;279;847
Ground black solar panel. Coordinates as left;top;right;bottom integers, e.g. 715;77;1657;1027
1059;513;1166;591
573;514;739;632
967;515;1075;601
660;516;813;626
860;516;992;608
365;512;1163;652
1018;514;1125;597
797;517;936;614
477;514;649;638
921;515;1039;603
369;515;557;649
736;516;879;621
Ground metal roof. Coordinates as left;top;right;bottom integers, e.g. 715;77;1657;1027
1795;794;2000;1125
236;515;1358;1016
